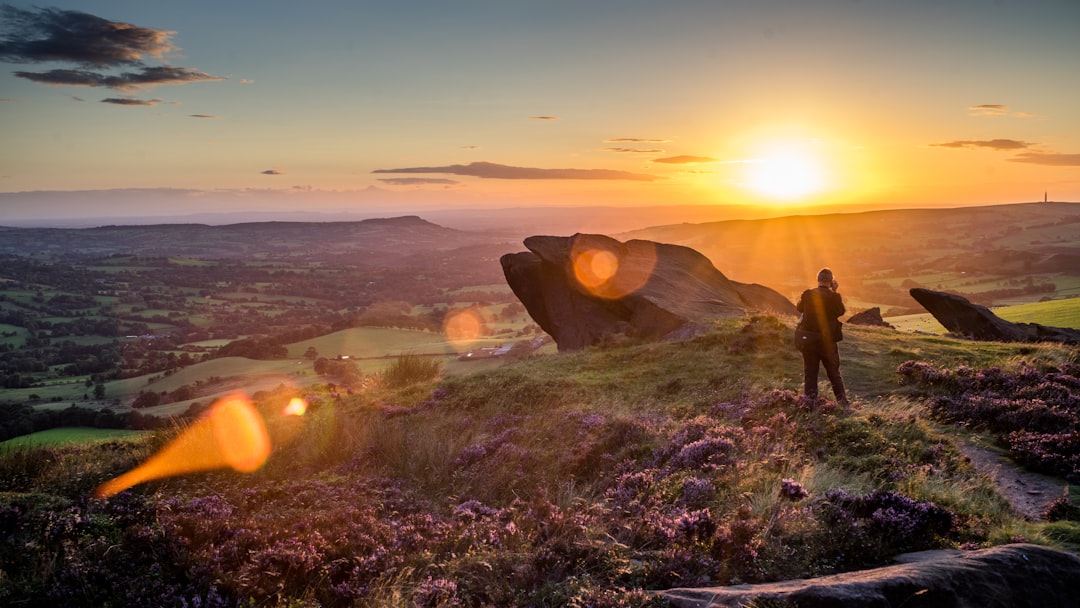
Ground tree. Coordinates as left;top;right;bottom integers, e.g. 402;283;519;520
303;346;320;360
94;382;106;400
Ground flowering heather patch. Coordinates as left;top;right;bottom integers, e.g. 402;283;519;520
2;370;982;605
899;360;1080;481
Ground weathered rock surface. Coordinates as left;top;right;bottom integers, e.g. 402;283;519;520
847;307;893;328
659;543;1080;608
909;288;1080;344
500;234;795;351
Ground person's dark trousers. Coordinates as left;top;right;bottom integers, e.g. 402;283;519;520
802;341;847;402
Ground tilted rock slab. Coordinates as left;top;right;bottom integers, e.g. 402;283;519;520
910;288;1080;344
500;234;795;351
659;543;1080;608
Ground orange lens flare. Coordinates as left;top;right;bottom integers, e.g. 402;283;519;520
95;393;271;498
283;397;308;417
443;306;493;349
570;239;656;300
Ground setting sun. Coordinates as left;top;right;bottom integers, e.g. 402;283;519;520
743;142;829;202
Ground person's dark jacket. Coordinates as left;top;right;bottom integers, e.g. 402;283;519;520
796;286;845;344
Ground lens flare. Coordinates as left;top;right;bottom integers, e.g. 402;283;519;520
570;238;656;299
283;397;308;417
443;306;493;349
95;393;271;498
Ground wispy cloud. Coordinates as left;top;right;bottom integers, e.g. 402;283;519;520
967;104;1036;119
190;114;217;119
460;145;480;150
528;116;558;121
261;169;284;175
373;161;657;181
14;66;222;91
931;139;1033;150
377;177;460;186
605;137;670;143
1009;152;1080;166
101;97;161;106
652;155;719;164
0;6;222;92
606;148;663;153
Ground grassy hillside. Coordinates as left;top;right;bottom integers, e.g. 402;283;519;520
1;317;1077;606
886;296;1080;334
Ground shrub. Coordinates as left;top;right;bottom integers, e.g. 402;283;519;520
377;352;442;389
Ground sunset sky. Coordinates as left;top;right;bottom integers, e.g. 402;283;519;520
1;0;1078;223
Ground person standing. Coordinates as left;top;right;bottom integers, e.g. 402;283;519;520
795;268;848;405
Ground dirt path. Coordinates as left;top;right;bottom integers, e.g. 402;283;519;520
959;441;1068;521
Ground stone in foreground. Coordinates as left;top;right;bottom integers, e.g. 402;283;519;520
659;543;1080;608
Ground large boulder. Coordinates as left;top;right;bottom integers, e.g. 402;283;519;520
659;543;1080;608
909;288;1080;344
500;234;795;351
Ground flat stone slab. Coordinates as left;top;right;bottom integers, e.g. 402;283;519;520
658;543;1080;608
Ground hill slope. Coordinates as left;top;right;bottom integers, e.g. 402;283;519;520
2;317;1078;605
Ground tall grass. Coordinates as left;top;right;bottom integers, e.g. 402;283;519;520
376;351;444;389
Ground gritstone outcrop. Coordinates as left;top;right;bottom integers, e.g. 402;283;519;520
500;233;795;351
659;543;1080;608
909;288;1080;344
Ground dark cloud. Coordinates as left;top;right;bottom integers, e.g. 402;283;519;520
101;97;160;106
0;5;176;67
1009;152;1080;166
606;137;670;143
261;169;284;175
0;6;222;92
931;139;1032;150
528;116;558;120
653;155;718;164
14;66;223;90
190;114;216;119
373;161;657;181
378;177;460;186
606;147;663;153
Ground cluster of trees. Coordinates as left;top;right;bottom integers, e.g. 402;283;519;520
0;402;169;442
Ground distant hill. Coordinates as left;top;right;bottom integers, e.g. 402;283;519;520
0;215;496;259
620;201;1080;308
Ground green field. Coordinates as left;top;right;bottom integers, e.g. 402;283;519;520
885;297;1080;334
0;427;149;448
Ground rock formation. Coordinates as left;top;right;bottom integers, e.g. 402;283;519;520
909;288;1080;344
847;307;893;328
659;543;1080;608
500;234;795;351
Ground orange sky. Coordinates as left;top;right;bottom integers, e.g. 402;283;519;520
1;1;1078;224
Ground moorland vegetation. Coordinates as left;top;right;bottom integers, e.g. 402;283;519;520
1;316;1078;606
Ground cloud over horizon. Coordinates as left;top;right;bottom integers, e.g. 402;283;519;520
968;104;1035;119
0;5;222;91
377;177;460;186
652;155;718;164
101;97;161;106
373;161;657;181
1009;152;1080;166
931;139;1033;150
261;169;284;175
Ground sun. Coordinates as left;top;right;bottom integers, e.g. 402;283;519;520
743;141;828;202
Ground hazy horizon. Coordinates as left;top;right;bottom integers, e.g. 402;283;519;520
2;1;1078;222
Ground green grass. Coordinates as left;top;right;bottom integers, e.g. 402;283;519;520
0;427;149;448
995;297;1080;328
2;314;1078;604
886;297;1080;333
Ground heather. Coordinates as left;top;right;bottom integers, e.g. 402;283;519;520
1;318;1078;606
898;359;1080;481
